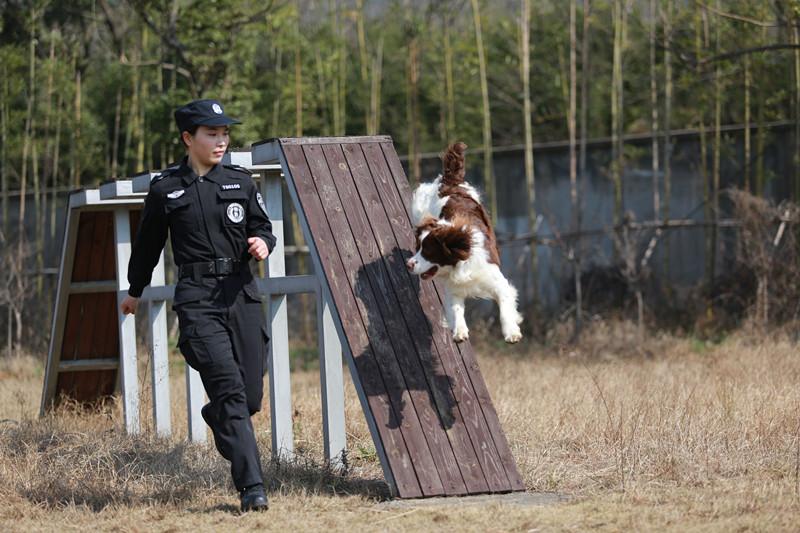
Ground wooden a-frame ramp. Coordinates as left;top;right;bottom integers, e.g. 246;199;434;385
252;136;525;497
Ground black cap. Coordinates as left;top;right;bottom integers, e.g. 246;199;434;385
174;99;241;133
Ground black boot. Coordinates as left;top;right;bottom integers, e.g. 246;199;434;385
240;484;269;512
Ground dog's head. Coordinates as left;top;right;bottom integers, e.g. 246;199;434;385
406;216;472;280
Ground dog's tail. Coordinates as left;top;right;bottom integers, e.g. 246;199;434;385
441;142;467;186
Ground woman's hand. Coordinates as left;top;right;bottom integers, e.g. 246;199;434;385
247;237;269;261
120;295;139;315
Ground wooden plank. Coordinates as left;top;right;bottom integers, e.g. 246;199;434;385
74;212;118;402
264;168;293;459
320;143;473;495
336;142;500;493
53;294;86;399
58;211;98;398
281;143;423;498
300;143;447;495
379;141;526;491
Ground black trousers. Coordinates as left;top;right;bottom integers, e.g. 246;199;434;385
175;273;269;491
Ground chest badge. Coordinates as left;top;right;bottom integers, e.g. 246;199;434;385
221;183;240;190
167;189;185;199
227;202;245;223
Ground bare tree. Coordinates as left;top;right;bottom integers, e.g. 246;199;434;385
728;189;799;327
0;233;35;357
611;213;660;342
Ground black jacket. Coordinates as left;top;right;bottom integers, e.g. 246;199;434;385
127;157;277;299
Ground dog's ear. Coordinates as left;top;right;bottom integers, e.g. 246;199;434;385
439;225;471;262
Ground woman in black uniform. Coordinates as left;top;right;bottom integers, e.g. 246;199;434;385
120;99;275;512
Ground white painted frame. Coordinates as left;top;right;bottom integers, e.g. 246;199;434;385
44;152;347;466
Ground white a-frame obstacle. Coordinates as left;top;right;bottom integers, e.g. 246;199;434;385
40;151;346;467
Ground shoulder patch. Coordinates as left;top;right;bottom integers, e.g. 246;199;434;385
223;164;252;176
151;165;180;183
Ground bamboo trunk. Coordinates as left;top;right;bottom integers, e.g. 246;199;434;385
610;0;625;229
73;63;82;187
471;0;495;224
520;0;538;323
369;36;383;135
338;11;347;135
569;0;581;335
295;0;303;137
406;7;420;185
444;23;456;141
710;0;721;286
314;49;329;136
273;48;284;135
695;9;711;289
577;0;591;335
744;54;751;192
134;26;149;172
650;0;659;222
1;62;8;238
20;8;37;253
50;88;63;239
356;0;369;133
794;23;800;202
112;82;122;177
662;0;673;280
330;0;341;136
17;6;38;352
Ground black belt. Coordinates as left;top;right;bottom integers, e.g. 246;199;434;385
179;258;242;280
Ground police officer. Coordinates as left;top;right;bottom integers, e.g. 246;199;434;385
120;99;276;512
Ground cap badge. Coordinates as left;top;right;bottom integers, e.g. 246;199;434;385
227;202;244;223
212;103;223;114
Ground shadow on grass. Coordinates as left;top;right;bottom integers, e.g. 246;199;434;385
264;455;391;501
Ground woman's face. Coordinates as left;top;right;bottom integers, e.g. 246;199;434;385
183;125;229;167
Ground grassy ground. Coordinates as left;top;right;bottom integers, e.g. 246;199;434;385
1;320;799;532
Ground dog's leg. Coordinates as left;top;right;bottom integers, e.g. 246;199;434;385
451;294;469;342
493;271;523;343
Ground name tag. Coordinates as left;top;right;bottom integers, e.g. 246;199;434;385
221;183;241;190
167;189;185;199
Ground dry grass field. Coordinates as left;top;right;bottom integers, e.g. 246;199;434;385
1;320;799;532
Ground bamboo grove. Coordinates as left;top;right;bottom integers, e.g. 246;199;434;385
2;0;800;350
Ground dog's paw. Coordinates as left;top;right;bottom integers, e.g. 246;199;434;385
453;325;470;343
503;325;522;344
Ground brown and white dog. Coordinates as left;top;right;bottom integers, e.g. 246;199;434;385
406;142;523;343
